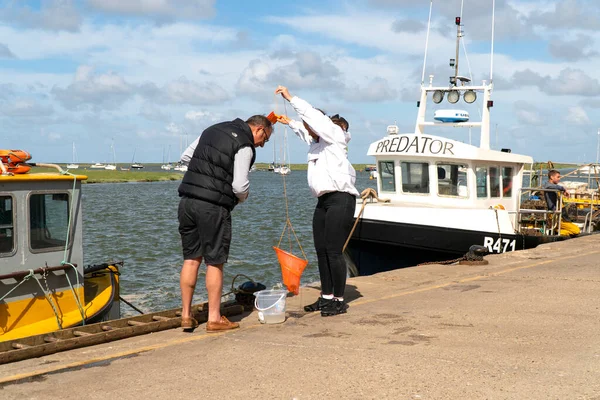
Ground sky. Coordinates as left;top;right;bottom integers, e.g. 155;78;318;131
1;0;600;165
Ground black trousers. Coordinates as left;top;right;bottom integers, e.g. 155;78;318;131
312;191;356;297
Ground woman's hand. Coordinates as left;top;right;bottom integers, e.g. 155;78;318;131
275;85;292;101
276;115;291;125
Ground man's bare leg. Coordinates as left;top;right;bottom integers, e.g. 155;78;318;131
180;257;202;319
205;263;224;322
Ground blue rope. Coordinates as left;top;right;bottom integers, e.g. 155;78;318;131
59;172;86;325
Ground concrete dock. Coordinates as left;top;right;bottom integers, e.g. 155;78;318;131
1;235;599;399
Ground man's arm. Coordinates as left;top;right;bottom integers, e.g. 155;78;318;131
232;147;253;203
180;137;200;165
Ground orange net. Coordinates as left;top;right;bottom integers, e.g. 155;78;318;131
273;246;308;295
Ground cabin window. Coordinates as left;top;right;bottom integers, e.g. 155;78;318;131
489;167;501;198
502;167;513;197
401;162;429;194
0;196;14;255
378;161;396;192
476;167;488;198
437;163;468;197
29;193;70;251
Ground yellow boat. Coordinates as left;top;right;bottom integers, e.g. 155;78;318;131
0;156;120;342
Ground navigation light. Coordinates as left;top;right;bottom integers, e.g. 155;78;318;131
447;90;460;104
463;90;477;104
432;90;444;104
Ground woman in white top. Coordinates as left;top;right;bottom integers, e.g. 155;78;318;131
275;85;359;316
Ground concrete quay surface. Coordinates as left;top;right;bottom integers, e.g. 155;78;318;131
1;236;599;399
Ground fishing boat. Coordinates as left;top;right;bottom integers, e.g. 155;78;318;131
0;152;120;342
344;5;599;276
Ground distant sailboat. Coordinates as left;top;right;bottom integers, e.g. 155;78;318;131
278;130;291;175
104;141;117;170
130;148;144;169
161;146;173;170
67;142;79;169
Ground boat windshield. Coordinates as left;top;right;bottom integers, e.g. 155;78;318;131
0;196;14;255
29;193;70;252
437;163;468;197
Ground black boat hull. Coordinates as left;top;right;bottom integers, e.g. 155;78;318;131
346;218;567;276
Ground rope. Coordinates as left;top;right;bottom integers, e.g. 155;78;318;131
342;188;390;253
34;268;63;330
417;256;465;266
63;262;86;325
120;296;145;315
59;171;86;325
275;99;308;261
0;270;34;302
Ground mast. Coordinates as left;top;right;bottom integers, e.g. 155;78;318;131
596;129;599;164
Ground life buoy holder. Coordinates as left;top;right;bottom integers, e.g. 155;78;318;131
0;149;32;175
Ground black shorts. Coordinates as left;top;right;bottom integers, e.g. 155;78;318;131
178;197;232;265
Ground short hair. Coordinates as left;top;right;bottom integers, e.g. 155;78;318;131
246;115;272;129
330;114;349;132
548;169;560;179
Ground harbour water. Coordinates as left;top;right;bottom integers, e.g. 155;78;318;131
82;170;377;315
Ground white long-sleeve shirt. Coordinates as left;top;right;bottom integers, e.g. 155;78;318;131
180;139;252;203
288;96;359;198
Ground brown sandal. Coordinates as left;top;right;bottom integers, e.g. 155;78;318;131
181;317;198;331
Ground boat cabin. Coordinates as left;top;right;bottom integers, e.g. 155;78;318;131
369;131;533;214
0;169;119;342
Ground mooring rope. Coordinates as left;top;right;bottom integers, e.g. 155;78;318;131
342;188;390;253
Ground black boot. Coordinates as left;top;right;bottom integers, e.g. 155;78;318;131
303;297;331;312
321;299;348;317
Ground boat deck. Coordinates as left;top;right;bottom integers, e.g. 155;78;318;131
1;235;600;399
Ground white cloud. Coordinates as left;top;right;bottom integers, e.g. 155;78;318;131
564;106;590;125
0;98;54;117
86;0;216;21
514;101;545;126
162;77;230;105
0;0;82;32
342;77;398;102
0;43;15;58
52;65;135;110
548;34;599;61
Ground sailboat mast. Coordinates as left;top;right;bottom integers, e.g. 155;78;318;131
596;128;599;164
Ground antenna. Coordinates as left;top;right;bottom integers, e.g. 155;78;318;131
420;0;434;86
490;0;496;83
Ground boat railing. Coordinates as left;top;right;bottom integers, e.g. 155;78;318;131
517;187;564;236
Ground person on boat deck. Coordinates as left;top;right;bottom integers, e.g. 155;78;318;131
275;85;359;317
543;169;580;236
177;115;273;332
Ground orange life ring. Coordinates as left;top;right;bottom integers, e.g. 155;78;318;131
0;150;32;164
493;204;505;210
5;164;31;174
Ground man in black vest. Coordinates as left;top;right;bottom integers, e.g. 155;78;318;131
177;115;273;332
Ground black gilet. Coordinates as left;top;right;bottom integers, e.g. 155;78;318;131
178;118;256;209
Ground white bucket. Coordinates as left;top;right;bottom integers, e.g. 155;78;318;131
254;289;287;324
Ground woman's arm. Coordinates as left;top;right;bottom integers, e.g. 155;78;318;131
275;85;344;145
277;115;313;145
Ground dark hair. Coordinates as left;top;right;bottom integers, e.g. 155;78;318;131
246;115;272;129
330;114;349;132
548;169;560;179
